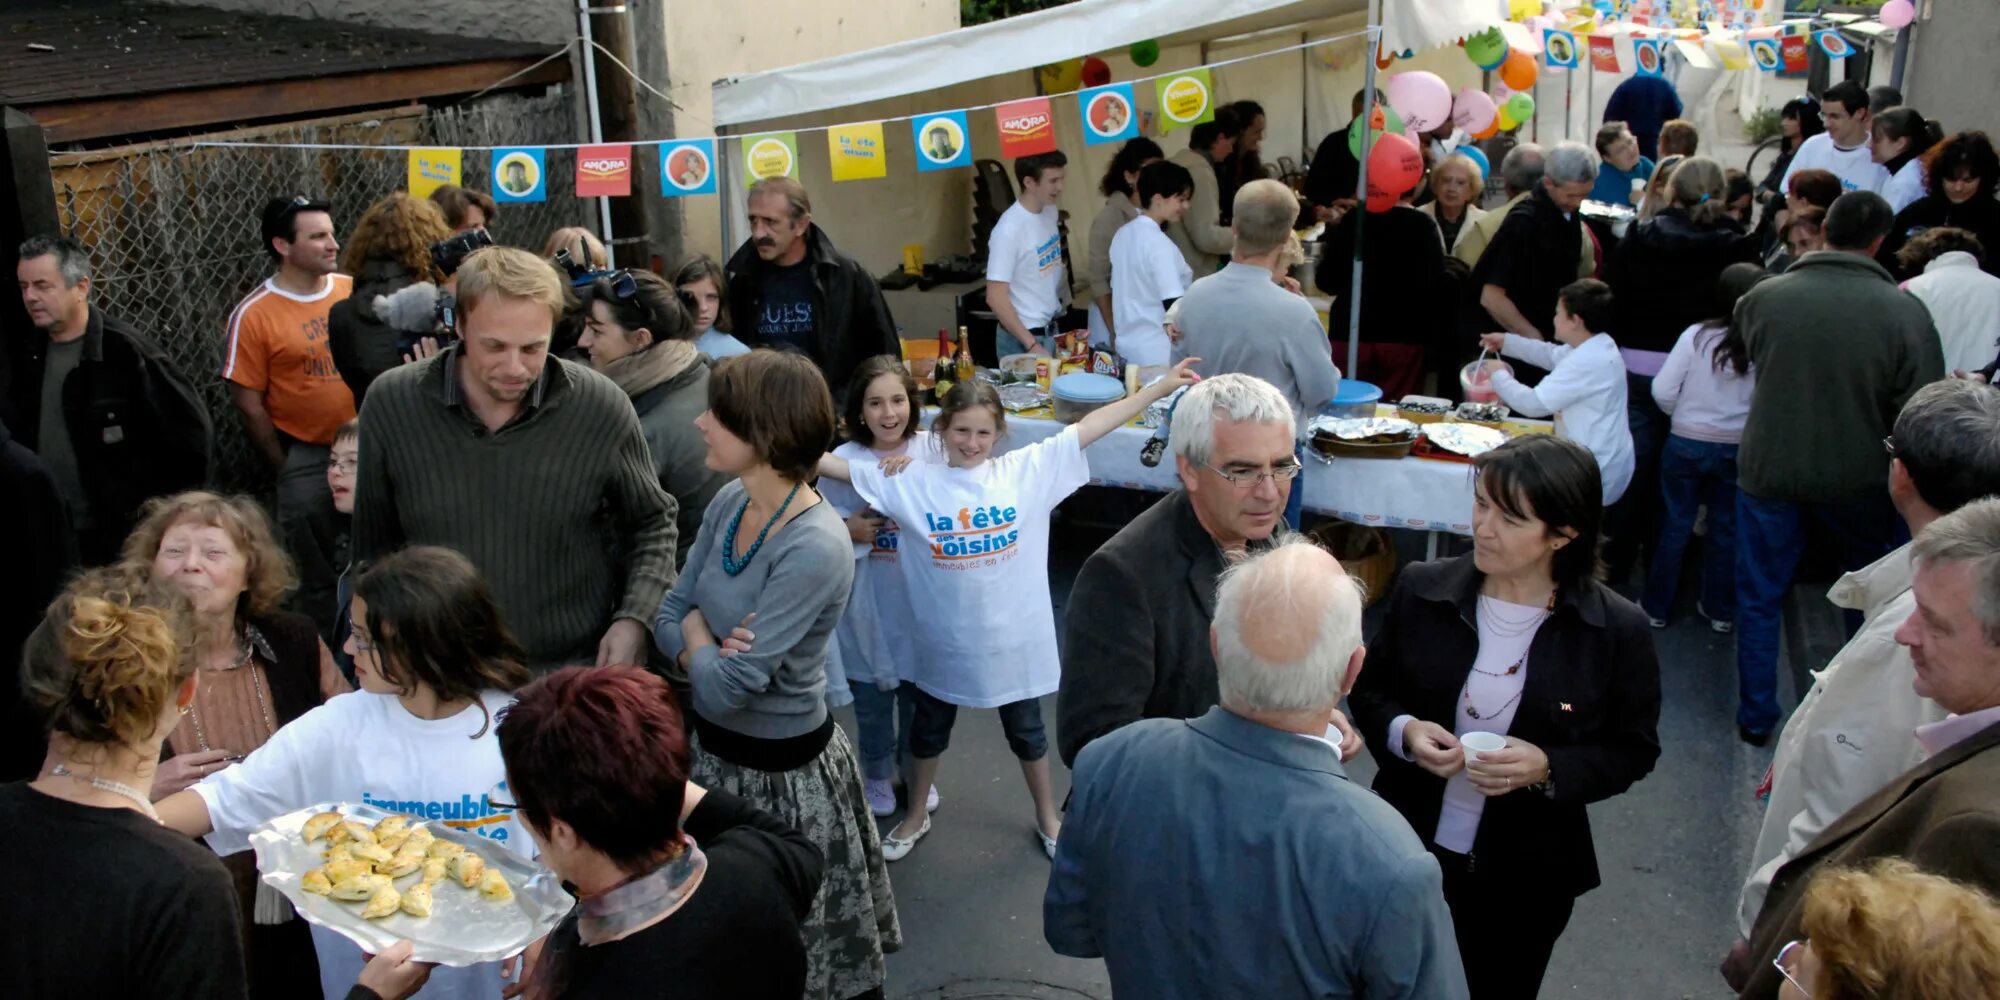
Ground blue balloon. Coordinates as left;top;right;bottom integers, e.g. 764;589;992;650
1455;144;1491;181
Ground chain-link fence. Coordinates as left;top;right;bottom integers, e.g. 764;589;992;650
49;90;590;492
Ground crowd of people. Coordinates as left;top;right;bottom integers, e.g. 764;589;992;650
4;70;2000;1000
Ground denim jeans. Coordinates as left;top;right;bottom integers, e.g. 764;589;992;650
1604;373;1669;580
1734;490;1896;734
1642;435;1739;624
849;680;918;782
1283;443;1305;531
907;686;1048;762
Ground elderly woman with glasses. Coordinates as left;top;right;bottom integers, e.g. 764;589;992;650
577;269;730;569
1772;858;2000;999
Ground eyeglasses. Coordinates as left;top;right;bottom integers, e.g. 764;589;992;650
326;458;358;475
1203;461;1304;488
484;780;520;813
290;194;314;208
1883;435;1898;457
347;628;376;654
606;268;640;301
1774;939;1813;998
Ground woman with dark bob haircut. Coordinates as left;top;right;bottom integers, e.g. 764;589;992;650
1350;434;1662;999
497;665;825;998
1880;130;2000;278
652;349;900;1000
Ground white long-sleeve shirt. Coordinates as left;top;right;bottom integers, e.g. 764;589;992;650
1903;251;2000;373
1651;323;1756;444
1490;332;1634;503
1883;158;1927;215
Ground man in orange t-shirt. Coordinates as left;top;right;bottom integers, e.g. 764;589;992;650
222;195;355;563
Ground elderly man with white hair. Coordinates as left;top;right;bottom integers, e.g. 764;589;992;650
1470;140;1602;349
1057;373;1359;768
1045;539;1469;1000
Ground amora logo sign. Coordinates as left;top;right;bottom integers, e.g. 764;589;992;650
923;504;1019;561
580;156;628;177
1002;112;1050;135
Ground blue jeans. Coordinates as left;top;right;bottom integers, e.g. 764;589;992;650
849;680;918;783
907;686;1048;762
993;323;1057;360
1284;443;1305;531
1605;373;1670;577
1734;490;1896;734
1642;436;1738;624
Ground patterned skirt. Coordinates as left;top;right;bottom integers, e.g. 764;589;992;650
690;723;902;1000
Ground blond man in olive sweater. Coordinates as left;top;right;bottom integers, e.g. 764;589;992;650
352;247;676;671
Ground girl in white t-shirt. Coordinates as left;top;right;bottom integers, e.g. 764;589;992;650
819;358;1200;862
820;356;944;820
158;546;537;1000
1871;108;1945;215
1109;160;1197;367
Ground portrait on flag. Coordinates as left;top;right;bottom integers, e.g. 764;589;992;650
659;139;717;197
912;111;972;171
491;148;545;203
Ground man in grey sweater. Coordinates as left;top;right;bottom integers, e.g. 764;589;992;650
1174;180;1342;529
352;247;677;671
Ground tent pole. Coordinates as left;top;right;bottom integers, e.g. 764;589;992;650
1564;63;1573;140
1348;15;1380;382
576;1;615;247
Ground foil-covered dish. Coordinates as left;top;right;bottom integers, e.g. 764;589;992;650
1140;385;1188;429
251;801;570;966
1423;422;1507;457
1454;401;1510;424
997;383;1051;412
1308;416;1420;442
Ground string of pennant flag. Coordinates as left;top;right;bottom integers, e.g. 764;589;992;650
199;7;1861;203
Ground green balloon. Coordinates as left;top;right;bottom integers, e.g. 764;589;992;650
1130;39;1160;67
1465;28;1508;70
1348;105;1406;160
1505;92;1536;123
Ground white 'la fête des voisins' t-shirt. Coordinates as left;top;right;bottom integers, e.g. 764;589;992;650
1781;132;1890;195
848;426;1091;707
821;433;942;688
193;689;530;1000
986;201;1066;330
1109;215;1192;368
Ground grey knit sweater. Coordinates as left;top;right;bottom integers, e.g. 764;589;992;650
352;348;677;669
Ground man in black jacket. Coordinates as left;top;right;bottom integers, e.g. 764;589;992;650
725;177;898;395
12;235;211;562
1057;374;1359;767
0;416;74;781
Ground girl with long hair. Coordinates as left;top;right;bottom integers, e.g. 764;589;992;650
1871;107;1946;214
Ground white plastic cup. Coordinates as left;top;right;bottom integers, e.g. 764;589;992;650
1460;730;1507;763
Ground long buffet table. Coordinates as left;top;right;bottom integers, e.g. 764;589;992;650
986;405;1552;538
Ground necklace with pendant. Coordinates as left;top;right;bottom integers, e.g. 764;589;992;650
51;763;160;821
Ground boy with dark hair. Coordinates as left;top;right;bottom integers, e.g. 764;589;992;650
1781;81;1890;194
1108;161;1198;367
986;150;1072;357
1479;278;1634;503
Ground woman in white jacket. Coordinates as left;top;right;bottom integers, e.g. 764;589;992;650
1898;226;2000;374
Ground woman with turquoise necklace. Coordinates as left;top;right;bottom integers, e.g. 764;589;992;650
653;349;899;1000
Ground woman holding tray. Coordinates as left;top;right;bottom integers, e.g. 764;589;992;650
158;546;535;1000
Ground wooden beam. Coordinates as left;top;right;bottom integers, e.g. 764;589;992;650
25;57;571;144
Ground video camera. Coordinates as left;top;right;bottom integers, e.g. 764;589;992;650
429;228;494;279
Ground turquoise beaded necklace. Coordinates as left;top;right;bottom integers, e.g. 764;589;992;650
722;481;803;575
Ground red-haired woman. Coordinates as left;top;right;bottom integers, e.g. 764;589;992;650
497;666;824;999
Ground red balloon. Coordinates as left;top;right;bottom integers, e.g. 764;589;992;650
1366;132;1424;197
1365;184;1399;213
1081;57;1111;88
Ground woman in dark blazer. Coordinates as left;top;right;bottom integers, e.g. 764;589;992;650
1350;435;1662;999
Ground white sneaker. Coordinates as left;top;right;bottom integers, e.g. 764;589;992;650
881;817;931;862
863;778;895;818
926;784;941;814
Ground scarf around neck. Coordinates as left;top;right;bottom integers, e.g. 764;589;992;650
601;339;699;398
525;835;709;1000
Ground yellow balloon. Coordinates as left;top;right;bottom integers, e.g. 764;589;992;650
1038;59;1085;94
1495;109;1520;132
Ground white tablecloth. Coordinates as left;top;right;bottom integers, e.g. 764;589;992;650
987;408;1550;537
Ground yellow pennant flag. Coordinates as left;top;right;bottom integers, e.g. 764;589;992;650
407;148;461;197
826;122;888;182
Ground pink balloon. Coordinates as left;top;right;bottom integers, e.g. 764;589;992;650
1451;88;1498;134
1387;71;1453;134
1878;0;1914;28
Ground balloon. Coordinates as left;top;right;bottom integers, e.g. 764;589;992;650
1465;28;1508;70
1505;92;1537;123
1367;132;1425;197
1387;71;1453;133
1499;48;1540;91
1347;104;1405;159
1081;56;1111;88
1451;87;1498;133
1365;184;1399;213
1455;144;1491;181
1495;109;1519;133
1038;59;1084;94
1129;39;1160;67
1473;120;1501;141
1375;38;1397;70
1878;0;1914;28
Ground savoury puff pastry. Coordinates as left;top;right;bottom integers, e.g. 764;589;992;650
477;868;512;902
331;873;391;901
421;858;449;885
322;842;357;862
382;853;425;879
400;881;433;918
350;843;395;867
324;858;373;883
372;815;409;840
301;811;344;843
426;840;465;861
330;820;375;847
360;884;401;920
378;829;412;853
301;867;333;895
449;851;486;888
400;826;434;852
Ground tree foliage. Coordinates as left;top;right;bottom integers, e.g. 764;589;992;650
962;0;1078;26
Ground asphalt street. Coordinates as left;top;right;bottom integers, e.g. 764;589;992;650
841;497;1852;1000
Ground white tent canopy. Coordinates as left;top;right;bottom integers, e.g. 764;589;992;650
713;0;1505;127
